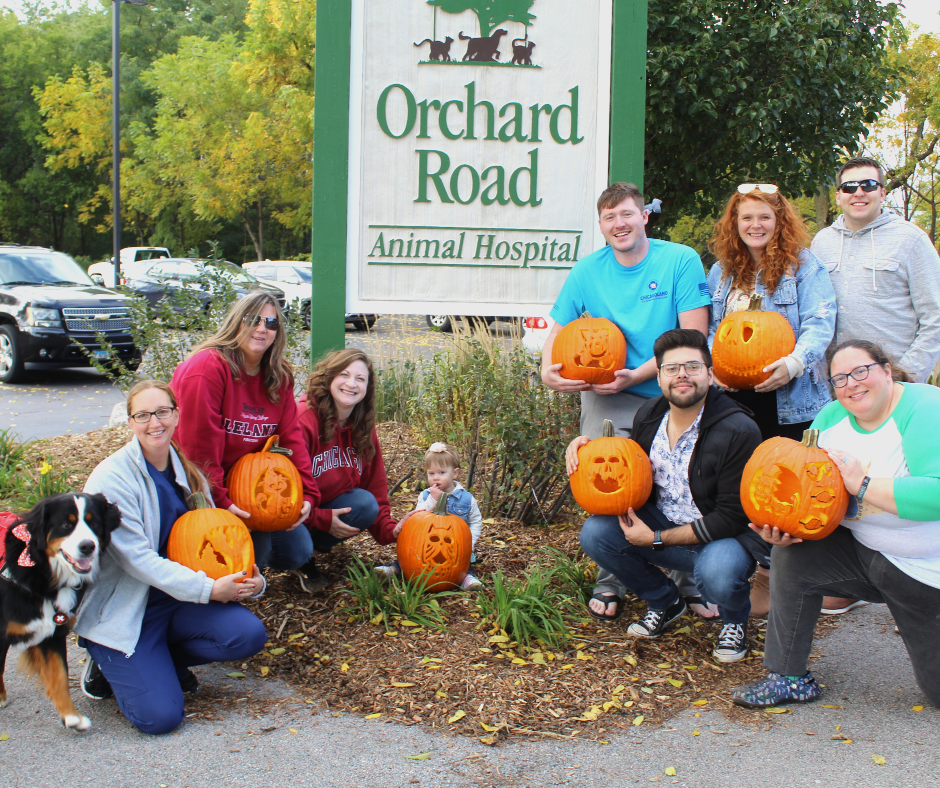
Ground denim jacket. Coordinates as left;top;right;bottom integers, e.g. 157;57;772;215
416;482;482;546
707;248;836;424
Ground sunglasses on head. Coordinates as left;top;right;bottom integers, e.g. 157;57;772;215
243;314;280;331
737;183;778;195
839;179;883;194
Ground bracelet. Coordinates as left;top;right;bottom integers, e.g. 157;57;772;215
857;476;872;503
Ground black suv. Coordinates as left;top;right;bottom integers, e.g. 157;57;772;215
0;244;139;383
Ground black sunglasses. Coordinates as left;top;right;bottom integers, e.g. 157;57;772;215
243;314;280;331
839;179;883;194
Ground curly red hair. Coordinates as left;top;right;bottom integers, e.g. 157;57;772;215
708;189;810;294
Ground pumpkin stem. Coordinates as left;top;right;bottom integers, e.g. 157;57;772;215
580;310;593;319
601;419;615;438
186;491;212;511
432;491;450;516
746;294;764;311
800;428;820;448
262;435;293;456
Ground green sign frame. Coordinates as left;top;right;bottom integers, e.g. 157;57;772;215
310;0;648;362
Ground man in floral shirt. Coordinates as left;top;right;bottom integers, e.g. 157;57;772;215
573;329;763;662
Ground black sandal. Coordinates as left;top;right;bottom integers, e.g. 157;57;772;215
587;591;623;622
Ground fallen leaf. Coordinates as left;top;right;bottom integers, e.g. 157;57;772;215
400;620;419;627
482;518;496;524
391;682;415;687
480;722;500;731
820;704;843;709
365;713;382;720
448;710;466;723
288;633;304;640
384;631;399;637
913;705;925;711
436;691;447;698
667;678;683;688
665;767;677;776
632;715;645;726
260;666;270;677
370;612;384;625
872;755;886;765
530;652;547;665
656;663;672;669
479;733;499;746
226;671;246;679
763;707;790;714
269;648;286;656
560;663;574;670
692;700;708;706
488;635;510;644
0;734;8;741
841;739;854;744
640;687;654;694
692;730;700;736
511;658;526;665
341;663;349;673
405;753;431;760
673;626;691;634
624;655;638;667
289;728;298;734
612;684;626;695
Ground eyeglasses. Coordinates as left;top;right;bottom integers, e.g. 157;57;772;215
660;361;707;377
828;363;883;388
839;179;883;194
737;183;778;195
243;314;280;331
129;407;176;424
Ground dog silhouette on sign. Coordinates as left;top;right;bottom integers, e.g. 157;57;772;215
511;38;536;65
459;29;508;62
414;36;454;62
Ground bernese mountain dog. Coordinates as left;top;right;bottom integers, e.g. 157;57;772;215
0;493;120;730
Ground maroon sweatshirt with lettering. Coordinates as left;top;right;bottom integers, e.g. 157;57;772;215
296;395;397;545
170;348;319;512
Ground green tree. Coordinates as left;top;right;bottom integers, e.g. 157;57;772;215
645;0;904;224
427;0;535;38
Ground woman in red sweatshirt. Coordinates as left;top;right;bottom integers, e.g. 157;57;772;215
297;348;398;587
170;292;319;576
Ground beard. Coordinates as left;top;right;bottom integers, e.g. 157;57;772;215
664;378;709;409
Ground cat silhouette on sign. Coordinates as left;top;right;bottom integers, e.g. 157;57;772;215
414;36;454;61
459;29;508;62
511;38;535;65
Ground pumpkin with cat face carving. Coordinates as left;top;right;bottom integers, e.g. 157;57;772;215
397;492;471;592
569;420;652;515
552;314;627;385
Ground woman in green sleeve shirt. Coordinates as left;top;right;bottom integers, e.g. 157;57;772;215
731;339;940;709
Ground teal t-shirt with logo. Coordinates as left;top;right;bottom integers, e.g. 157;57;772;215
549;240;710;397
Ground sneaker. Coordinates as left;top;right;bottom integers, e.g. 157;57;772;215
627;597;687;639
732;671;821;708
289;554;328;593
373;560;402;579
821;597;870;615
81;658;113;700
179;669;199;694
712;622;748;663
460;571;483;591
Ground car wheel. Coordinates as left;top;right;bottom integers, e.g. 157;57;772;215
426;314;453;332
302;303;311;330
0;324;25;384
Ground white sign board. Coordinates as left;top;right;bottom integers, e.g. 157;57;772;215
346;0;612;316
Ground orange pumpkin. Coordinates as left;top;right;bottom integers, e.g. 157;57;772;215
552;313;627;385
712;294;796;389
569;419;653;515
167;492;255;580
225;435;303;531
740;429;850;540
397;492;472;592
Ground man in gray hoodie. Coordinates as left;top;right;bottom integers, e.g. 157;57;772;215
811;157;940;383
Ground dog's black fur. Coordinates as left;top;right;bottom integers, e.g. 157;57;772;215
0;493;120;730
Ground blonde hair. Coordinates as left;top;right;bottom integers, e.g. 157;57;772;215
188;292;292;403
126;379;206;495
424;442;461;471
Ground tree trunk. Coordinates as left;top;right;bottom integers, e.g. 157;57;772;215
814;184;830;232
241;211;263;260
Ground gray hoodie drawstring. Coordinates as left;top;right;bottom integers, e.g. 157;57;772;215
871;231;877;291
835;231;844;274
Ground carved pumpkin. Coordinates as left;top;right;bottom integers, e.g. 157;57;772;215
712;294;796;389
167;492;255;580
552;313;627;385
740;429;849;540
225;435;303;531
397;492;472;592
569;419;653;515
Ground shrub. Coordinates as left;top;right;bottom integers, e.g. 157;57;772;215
0;429;73;511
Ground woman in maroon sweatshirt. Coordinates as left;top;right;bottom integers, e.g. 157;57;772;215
170;292;319;577
297;348;398;587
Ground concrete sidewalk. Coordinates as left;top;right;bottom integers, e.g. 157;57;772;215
2;603;936;788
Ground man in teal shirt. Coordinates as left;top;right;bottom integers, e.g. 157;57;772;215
541;182;710;619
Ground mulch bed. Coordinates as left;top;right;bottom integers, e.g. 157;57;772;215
35;423;840;744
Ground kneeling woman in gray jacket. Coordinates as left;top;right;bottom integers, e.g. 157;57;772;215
76;379;267;734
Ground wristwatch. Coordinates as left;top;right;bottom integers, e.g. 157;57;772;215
857;476;872;504
652;530;665;551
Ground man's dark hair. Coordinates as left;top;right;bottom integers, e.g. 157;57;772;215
597;182;645;215
654;328;712;367
836;157;884;184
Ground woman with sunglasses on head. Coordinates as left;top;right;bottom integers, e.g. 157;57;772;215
733;339;940;709
170;292;319;576
78;380;267;735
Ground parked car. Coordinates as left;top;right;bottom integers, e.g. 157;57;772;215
121;258;287;314
521;315;554;357
88;246;172;288
243;261;378;330
425;314;524;333
0;244;140;383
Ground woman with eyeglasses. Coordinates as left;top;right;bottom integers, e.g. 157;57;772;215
78;380;267;734
170;292;319;577
733;339;940;710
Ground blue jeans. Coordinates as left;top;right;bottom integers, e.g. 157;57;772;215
84;596;267;735
310;488;380;553
580;507;755;624
251;522;314;570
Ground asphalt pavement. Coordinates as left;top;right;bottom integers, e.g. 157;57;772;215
1;604;935;788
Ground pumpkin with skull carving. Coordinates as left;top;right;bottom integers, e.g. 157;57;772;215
552;313;627;385
226;434;303;531
167;492;255;580
712;294;796;389
397;492;472;592
740;429;849;540
569;419;653;515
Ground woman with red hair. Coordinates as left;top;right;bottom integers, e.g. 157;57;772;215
707;184;836;441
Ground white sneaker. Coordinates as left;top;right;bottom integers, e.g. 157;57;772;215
373;561;401;579
460;571;482;591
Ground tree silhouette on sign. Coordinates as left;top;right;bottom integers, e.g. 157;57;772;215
427;0;536;39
